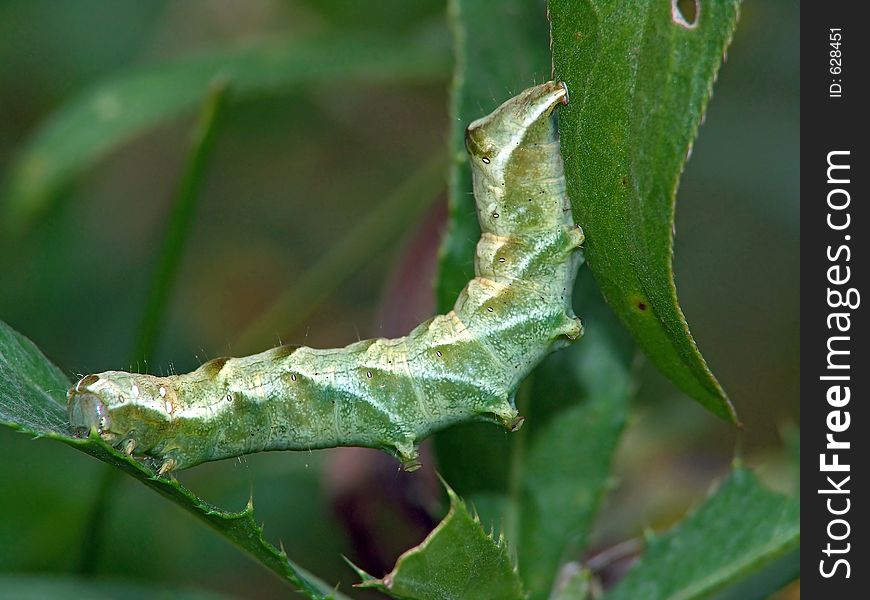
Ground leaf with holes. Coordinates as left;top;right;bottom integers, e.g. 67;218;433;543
550;0;741;422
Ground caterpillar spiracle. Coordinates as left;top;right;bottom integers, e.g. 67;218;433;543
68;81;583;476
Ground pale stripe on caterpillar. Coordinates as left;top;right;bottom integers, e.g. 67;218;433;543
68;81;583;476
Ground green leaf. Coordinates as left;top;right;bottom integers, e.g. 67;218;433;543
438;279;633;599
0;319;347;600
707;549;799;600
354;485;525;600
0;575;234;600
604;468;800;600
550;0;741;422
515;307;632;595
0;323;70;439
434;2;634;598
2;32;450;232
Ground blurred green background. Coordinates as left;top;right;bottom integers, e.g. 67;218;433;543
0;1;797;597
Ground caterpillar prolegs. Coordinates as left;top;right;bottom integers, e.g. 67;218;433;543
68;81;583;475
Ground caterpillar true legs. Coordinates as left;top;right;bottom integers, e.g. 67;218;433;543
68;81;583;475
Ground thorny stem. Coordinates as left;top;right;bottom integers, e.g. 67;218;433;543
505;377;532;559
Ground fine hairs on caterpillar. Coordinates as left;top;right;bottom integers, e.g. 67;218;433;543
68;81;583;476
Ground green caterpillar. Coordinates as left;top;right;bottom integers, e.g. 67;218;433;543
68;81;583;476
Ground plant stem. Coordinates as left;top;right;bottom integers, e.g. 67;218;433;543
132;80;230;364
77;81;230;575
234;152;446;354
505;377;531;558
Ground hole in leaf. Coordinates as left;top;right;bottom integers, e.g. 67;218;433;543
672;0;699;28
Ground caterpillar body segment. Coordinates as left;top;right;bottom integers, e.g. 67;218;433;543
68;81;583;474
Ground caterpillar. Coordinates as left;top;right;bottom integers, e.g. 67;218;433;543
68;81;583;476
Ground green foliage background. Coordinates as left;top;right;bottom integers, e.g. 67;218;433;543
0;1;797;598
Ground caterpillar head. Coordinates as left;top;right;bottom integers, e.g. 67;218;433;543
68;371;174;455
465;80;568;167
